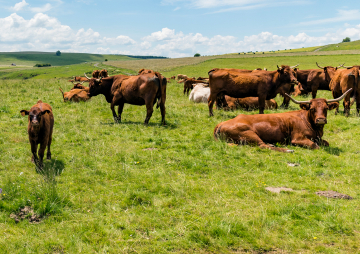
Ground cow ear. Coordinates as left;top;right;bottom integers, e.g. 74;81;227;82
323;67;327;73
41;110;50;115
20;110;29;116
300;103;310;110
327;102;339;110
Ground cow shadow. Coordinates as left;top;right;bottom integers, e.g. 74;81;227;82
322;146;342;156
100;121;178;129
36;159;65;178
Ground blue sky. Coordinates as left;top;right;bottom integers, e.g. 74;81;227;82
1;0;360;57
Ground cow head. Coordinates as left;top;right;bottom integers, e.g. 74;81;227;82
138;69;153;75
100;69;108;78
277;65;298;85
285;88;352;125
316;62;343;82
87;78;103;97
20;107;50;128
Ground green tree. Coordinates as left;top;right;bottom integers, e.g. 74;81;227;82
194;53;200;57
56;50;61;56
342;37;351;43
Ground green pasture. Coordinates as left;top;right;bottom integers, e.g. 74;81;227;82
319;40;360;52
1;54;360;253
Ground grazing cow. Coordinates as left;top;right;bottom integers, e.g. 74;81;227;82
219;96;278;110
189;84;210;103
208;65;298;115
87;70;167;125
214;89;351;152
181;78;209;95
20;100;54;169
177;74;188;80
329;66;359;116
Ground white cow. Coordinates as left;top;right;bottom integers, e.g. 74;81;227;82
189;84;210;103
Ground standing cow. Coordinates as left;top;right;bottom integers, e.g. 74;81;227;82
20;100;54;169
208;65;298;115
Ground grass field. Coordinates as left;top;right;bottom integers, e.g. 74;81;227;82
319;40;360;52
1;53;360;253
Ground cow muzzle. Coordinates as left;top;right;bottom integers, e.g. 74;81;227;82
31;121;40;127
315;118;327;125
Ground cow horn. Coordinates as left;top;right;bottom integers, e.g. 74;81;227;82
338;63;347;68
316;62;324;69
327;88;352;103
291;64;299;68
284;93;311;104
277;65;282;70
80;81;85;84
84;73;91;79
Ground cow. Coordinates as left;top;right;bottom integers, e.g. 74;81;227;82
71;83;89;92
68;76;89;82
100;69;109;78
329;66;359;116
181;78;209;95
177;74;188;80
170;76;176;80
59;87;90;102
92;70;100;78
219;96;278;111
294;63;343;98
189;84;210;103
20;100;54;169
208;65;298;116
213;89;352;152
87;70;167;125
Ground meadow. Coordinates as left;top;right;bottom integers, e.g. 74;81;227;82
1;52;360;253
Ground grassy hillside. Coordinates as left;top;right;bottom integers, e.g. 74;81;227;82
319;40;360;51
1;54;360;252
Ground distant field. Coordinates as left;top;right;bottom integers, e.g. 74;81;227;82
319;40;360;51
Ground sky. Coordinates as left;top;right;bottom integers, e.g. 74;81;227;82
1;0;360;57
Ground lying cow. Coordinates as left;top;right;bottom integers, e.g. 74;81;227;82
177;74;188;80
189;84;210;103
59;85;90;102
20;100;54;169
87;70;167;125
219;96;278;110
214;89;351;152
68;76;89;82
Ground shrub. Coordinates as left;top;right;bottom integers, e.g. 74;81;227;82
34;63;51;67
56;50;61;56
105;59;108;61
194;53;201;57
342;37;351;42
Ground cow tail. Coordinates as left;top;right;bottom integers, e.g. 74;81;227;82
154;72;163;109
59;88;65;102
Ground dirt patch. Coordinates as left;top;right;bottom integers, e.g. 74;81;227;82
10;206;42;223
287;162;300;167
142;148;158;151
265;187;294;193
316;191;353;200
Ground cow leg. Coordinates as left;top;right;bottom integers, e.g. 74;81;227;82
111;93;122;122
343;92;351;117
356;94;360;116
31;141;38;164
37;142;47;169
238;130;293;153
160;102;166;125
208;92;218;116
333;90;340;115
311;85;319;99
144;103;154;125
258;95;266;114
117;101;125;123
47;135;52;160
291;139;319;149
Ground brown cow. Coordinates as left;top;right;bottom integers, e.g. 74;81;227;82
219;96;278;110
329;66;359;116
214;89;351;152
59;86;90;102
170;76;176;80
87;70;167;125
177;74;188;80
100;69;108;78
180;78;209;95
20;100;54;169
68;76;89;82
92;70;100;78
208;65;298;115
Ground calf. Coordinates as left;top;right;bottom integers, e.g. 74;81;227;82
20;100;54;169
189;84;210;103
214;89;351;152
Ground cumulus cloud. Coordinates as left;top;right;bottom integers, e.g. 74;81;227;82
30;3;53;13
11;0;29;11
1;13;360;58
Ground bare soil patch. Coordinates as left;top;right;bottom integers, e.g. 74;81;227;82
316;191;353;199
265;187;294;193
10;206;42;223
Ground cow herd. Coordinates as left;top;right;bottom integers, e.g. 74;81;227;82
20;63;358;169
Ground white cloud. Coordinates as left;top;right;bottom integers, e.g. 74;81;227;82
30;3;53;13
11;0;29;11
300;9;360;26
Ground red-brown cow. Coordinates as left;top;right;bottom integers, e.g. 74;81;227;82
20;100;54;169
100;69;108;78
219;96;278;110
92;70;100;78
59;87;90;102
180;78;209;95
329;66;359;116
87;70;167;125
214;89;351;152
68;76;89;82
208;65;298;115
